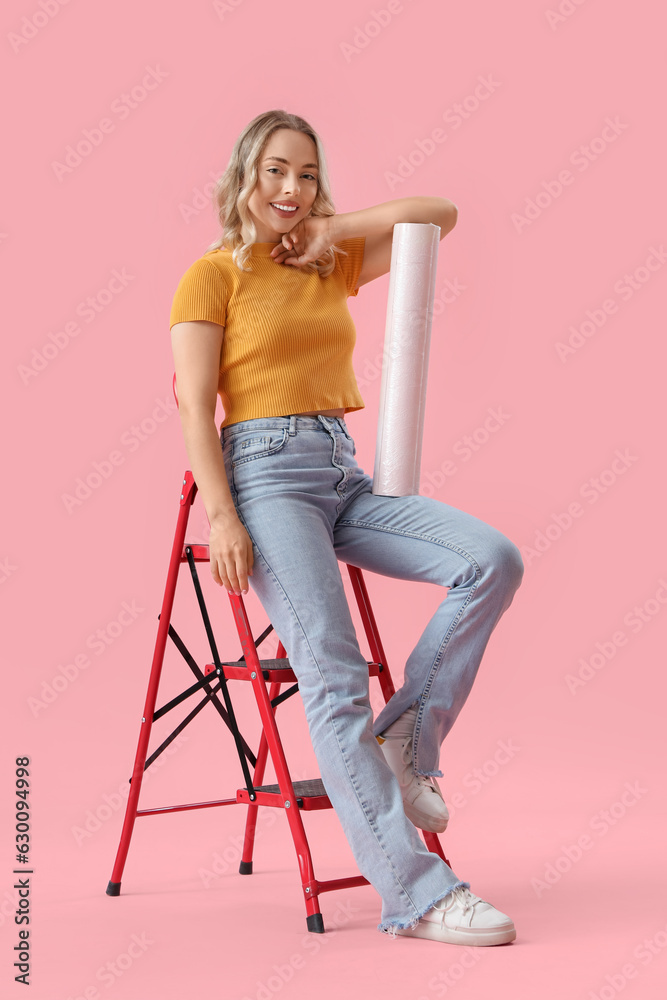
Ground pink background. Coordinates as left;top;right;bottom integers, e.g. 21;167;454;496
2;1;665;997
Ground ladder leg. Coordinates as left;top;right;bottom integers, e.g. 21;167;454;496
422;830;452;869
347;564;395;702
256;674;323;930
239;680;281;874
106;473;196;896
231;598;323;931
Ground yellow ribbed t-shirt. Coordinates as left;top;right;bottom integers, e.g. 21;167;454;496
169;237;366;429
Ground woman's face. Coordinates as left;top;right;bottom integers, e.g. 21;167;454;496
245;128;319;243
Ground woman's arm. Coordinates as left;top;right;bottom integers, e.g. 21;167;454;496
272;196;458;286
170;320;254;593
332;196;457;244
171;319;235;523
334;196;458;290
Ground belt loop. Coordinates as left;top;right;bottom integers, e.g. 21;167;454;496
289;415;296;436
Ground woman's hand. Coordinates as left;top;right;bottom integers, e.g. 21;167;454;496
270;215;336;267
208;513;254;595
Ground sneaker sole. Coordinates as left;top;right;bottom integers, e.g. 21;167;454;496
403;801;449;833
395;920;516;946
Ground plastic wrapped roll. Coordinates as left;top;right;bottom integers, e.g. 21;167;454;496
372;222;440;496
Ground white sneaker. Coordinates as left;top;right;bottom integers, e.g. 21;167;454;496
392;885;516;946
378;734;449;832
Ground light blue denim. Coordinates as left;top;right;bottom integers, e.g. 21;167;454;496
220;413;524;933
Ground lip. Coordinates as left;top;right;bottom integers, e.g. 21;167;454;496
270;202;300;218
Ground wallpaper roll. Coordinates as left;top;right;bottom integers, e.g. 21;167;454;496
372;222;441;496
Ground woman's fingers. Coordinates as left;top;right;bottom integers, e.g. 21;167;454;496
270;222;306;262
209;522;254;594
211;552;251;595
270;217;332;266
271;244;298;264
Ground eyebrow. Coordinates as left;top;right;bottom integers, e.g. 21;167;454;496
263;156;319;170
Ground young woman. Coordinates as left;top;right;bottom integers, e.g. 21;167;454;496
169;109;524;945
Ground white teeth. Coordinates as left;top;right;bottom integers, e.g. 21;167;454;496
271;203;297;212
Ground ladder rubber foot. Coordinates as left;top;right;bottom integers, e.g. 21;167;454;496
239;861;253;875
106;881;121;896
307;913;325;934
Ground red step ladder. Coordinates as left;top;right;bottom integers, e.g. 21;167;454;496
106;384;451;932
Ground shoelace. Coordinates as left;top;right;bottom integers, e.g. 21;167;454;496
400;739;440;796
415;773;440;795
432;886;474;927
451;886;473;914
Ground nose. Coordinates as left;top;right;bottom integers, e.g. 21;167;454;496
282;174;300;196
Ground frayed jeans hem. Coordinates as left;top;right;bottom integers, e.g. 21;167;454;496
377;880;471;937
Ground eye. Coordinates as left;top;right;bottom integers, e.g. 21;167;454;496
267;167;317;180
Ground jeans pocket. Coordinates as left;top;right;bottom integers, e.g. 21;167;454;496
336;420;356;455
232;428;289;467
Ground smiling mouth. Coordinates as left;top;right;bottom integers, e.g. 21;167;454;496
270;203;299;214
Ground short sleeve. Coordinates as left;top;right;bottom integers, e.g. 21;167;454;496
335;237;366;297
169;257;229;330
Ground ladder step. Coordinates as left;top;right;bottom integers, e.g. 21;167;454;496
214;659;383;681
216;658;298;681
237;778;331;811
255;778;326;797
221;658;296;670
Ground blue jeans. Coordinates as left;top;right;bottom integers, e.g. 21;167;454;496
220;414;524;932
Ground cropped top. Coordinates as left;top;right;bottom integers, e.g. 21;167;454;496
169;237;367;429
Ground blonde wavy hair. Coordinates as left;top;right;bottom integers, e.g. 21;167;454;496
204;109;349;276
